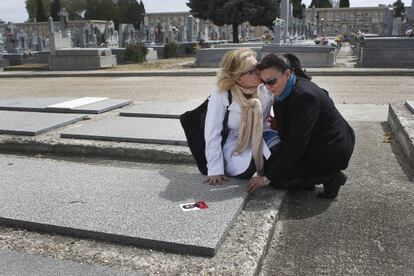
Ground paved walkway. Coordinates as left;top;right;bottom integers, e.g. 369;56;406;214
1;75;414;104
261;121;414;275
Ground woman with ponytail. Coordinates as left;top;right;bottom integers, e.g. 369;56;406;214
247;53;355;199
204;48;278;184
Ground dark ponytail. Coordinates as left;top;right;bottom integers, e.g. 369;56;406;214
257;53;312;80
283;54;311;80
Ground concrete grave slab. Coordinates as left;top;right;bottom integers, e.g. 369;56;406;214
46;97;109;110
336;104;388;122
0;97;131;114
120;100;204;118
0;111;86;136
70;99;132;114
405;101;414;114
61;117;187;145
0;97;71;112
0;249;140;276
0;155;249;256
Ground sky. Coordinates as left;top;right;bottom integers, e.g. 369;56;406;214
0;0;411;23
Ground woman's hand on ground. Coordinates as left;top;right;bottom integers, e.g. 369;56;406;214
246;176;267;193
204;175;228;185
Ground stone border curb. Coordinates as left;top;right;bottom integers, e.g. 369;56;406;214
2;68;414;78
387;102;414;165
0;135;194;164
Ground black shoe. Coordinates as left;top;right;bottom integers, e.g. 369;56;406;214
304;184;316;191
317;172;347;199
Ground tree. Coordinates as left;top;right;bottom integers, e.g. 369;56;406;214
50;0;61;21
83;0;145;29
309;0;332;8
118;0;145;29
249;0;279;29
393;0;405;17
26;0;51;22
187;0;278;43
36;0;48;21
291;0;304;18
339;0;349;8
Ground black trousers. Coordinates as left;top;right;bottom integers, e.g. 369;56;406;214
234;143;283;179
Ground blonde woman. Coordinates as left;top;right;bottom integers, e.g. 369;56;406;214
204;48;278;185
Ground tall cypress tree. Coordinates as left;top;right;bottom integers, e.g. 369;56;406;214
309;0;332;8
339;0;350;8
292;0;304;18
393;0;405;17
50;0;61;21
36;0;48;22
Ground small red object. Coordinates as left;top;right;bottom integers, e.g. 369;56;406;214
195;201;208;209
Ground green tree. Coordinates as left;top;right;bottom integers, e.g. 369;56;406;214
36;0;48;21
118;0;145;29
83;0;144;29
393;0;405;17
248;0;279;29
50;0;61;21
26;0;51;22
339;0;349;8
187;0;278;43
291;0;304;18
309;0;332;8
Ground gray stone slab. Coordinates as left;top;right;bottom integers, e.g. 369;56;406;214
0;111;86;136
0;249;139;276
55;48;112;56
0;97;71;112
0;97;130;114
388;102;414;166
61;117;187;145
336;104;388;122
120;100;203;118
405;101;414;114
0;155;249;256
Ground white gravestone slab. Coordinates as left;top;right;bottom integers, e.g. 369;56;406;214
46;97;109;109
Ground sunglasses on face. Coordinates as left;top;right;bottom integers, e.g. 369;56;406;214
262;74;282;86
242;67;258;75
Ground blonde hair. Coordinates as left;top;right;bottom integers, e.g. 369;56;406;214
217;48;257;91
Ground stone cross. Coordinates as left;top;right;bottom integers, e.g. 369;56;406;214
280;0;289;43
48;16;54;33
187;15;193;42
273;18;283;45
0;33;4;52
58;8;69;38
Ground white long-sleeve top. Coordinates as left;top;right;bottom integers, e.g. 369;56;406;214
204;85;273;176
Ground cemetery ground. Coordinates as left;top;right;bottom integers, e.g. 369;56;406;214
0;74;413;275
2;57;195;72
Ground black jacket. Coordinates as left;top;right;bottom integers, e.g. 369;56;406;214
265;77;355;181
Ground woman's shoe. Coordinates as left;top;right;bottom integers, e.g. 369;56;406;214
317;171;347;199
